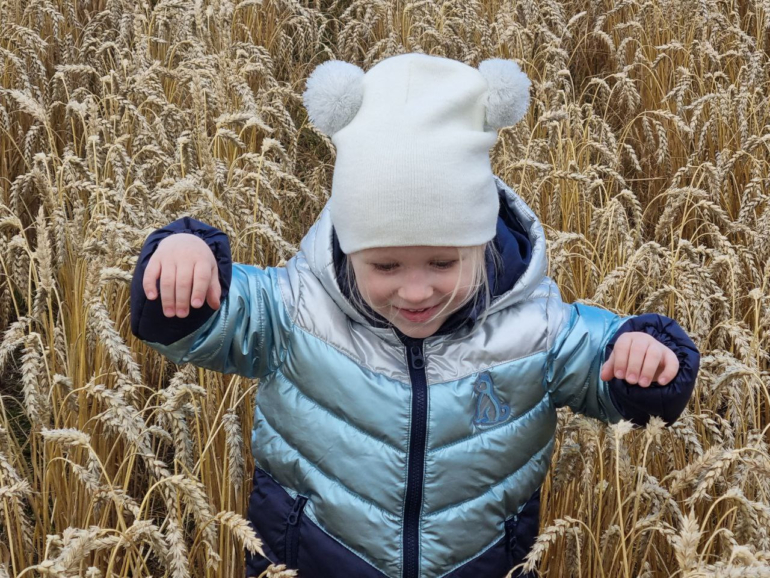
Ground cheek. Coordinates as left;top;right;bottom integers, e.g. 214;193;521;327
447;269;475;301
356;275;390;306
349;265;372;299
442;271;465;294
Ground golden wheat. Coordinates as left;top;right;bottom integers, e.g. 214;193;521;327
0;0;769;575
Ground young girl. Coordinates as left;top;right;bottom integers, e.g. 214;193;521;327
130;53;700;578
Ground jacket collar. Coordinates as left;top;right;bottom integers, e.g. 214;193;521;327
300;176;548;343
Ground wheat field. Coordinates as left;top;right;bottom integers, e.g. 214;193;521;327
0;0;769;576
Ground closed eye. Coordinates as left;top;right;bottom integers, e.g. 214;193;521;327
432;260;457;270
371;261;457;272
372;263;398;272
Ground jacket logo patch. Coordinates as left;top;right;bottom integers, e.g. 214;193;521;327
473;373;512;428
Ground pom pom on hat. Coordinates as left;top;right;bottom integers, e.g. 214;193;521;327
478;58;531;129
302;60;365;137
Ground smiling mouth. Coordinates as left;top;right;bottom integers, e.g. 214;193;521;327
395;304;442;321
398;305;437;312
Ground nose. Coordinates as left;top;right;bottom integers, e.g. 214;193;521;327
398;272;433;305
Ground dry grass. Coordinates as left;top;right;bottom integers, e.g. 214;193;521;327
0;0;769;576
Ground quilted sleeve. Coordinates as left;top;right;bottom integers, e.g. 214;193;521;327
544;289;628;424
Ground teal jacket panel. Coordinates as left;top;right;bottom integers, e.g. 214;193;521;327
139;177;641;578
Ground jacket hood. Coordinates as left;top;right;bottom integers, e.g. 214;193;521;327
299;176;548;338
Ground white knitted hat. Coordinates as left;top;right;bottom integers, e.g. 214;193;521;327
302;53;531;254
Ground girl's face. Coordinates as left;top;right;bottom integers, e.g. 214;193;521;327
348;245;478;338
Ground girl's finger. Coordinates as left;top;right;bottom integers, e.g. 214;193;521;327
175;261;195;317
206;266;222;310
612;334;633;379
656;348;680;385
638;346;662;388
190;261;211;309
159;261;177;317
600;349;615;381
143;255;161;300
624;337;647;384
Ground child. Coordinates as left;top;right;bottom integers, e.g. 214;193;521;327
130;53;700;578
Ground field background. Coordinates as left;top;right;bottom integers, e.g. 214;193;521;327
1;0;770;576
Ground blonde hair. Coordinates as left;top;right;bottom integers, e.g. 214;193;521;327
343;241;502;339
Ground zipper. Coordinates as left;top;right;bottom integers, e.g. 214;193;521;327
401;334;427;578
285;495;307;568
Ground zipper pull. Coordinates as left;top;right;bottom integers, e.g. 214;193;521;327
287;496;307;526
409;344;425;370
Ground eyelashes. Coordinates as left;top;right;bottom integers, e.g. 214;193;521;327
372;261;458;272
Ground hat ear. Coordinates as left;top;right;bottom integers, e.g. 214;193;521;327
478;58;531;130
302;60;365;137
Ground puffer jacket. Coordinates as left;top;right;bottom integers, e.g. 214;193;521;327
130;176;700;578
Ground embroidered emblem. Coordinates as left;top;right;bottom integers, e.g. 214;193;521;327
472;372;512;428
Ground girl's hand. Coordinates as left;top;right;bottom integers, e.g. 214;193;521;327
142;233;222;318
600;331;680;387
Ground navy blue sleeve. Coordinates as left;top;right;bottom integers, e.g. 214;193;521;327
605;313;700;427
130;217;232;346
